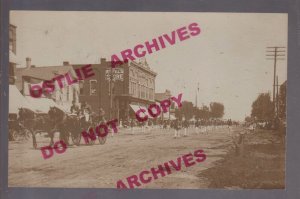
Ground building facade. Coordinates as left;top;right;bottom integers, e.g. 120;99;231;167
15;59;80;110
73;58;157;121
155;89;176;120
9;24;17;84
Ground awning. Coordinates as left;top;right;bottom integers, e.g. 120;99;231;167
9;85;37;114
129;104;142;112
25;96;68;113
129;104;154;119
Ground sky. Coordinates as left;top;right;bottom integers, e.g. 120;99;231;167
10;11;288;121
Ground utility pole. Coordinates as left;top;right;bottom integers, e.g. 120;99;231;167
266;46;285;115
109;67;115;120
167;90;171;121
195;82;199;108
195;92;197;108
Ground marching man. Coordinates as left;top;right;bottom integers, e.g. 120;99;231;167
183;119;189;137
173;119;182;138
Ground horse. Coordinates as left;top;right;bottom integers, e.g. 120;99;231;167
48;106;100;146
48;106;72;146
18;107;51;149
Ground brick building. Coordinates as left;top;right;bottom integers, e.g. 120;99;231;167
73;58;157;121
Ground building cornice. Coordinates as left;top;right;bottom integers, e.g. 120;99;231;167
129;61;157;76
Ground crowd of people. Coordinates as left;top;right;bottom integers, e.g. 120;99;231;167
69;100;106;130
119;118;239;138
70;100;239;139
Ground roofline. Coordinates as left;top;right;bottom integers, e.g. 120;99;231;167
22;75;47;81
9;24;17;28
129;61;157;76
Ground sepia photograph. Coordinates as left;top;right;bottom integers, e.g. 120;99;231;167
8;11;287;189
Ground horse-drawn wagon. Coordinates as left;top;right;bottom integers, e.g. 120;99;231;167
13;106;107;149
9;85;107;148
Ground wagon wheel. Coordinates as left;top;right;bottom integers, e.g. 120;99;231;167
59;131;70;146
22;129;32;141
64;132;70;146
32;132;38;149
86;138;95;145
9;129;17;141
90;139;95;145
98;136;106;145
71;131;81;146
86;126;95;145
88;136;96;145
96;120;108;145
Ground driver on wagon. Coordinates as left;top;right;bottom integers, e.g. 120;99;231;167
81;101;91;114
98;108;106;123
70;100;80;115
80;101;92;128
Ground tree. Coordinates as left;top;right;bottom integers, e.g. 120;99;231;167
182;101;194;120
175;101;194;120
251;93;274;121
194;105;211;120
175;108;183;120
278;81;286;121
244;116;253;123
202;105;210;120
209;102;224;118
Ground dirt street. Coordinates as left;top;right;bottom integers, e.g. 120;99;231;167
8;126;241;188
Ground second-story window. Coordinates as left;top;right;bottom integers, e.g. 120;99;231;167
9;28;16;53
90;80;97;96
79;80;84;95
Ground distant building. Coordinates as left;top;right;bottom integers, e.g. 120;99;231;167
155;89;176;120
73;58;157;121
9;24;17;54
9;24;17;84
15;59;80;109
